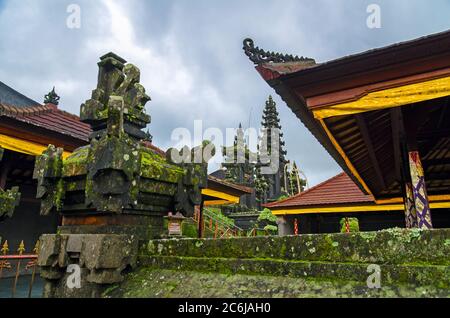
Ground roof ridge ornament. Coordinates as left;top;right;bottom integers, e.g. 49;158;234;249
44;87;60;105
243;38;315;65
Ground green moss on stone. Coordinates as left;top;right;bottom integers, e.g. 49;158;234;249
140;150;184;183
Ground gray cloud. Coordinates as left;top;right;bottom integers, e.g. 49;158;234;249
0;0;449;186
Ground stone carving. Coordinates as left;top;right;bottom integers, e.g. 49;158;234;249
34;52;211;222
243;38;316;65
38;234;138;298
44;87;60;105
33;52;214;297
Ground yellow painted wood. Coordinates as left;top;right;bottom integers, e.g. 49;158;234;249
271;204;404;215
312;76;450;119
0;133;71;159
271;201;450;215
204;200;232;206
201;188;240;203
375;194;450;205
430;201;450;209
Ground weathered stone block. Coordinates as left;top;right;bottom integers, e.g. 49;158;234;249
38;234;62;267
38;233;139;297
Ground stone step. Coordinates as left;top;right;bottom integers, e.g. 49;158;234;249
105;268;450;298
145;228;450;265
139;255;450;289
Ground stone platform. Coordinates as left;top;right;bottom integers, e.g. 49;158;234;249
105;228;450;298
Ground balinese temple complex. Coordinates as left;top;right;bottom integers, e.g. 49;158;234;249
0;80;250;248
244;30;450;234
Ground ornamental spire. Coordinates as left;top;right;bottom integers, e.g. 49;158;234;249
243;38;315;65
44;87;60;105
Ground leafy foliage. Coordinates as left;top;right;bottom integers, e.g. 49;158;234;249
340;217;360;233
263;224;278;233
205;208;235;227
258;208;277;224
182;221;198;238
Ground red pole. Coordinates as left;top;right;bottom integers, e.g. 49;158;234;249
294;218;299;235
198;201;204;238
214;221;218;238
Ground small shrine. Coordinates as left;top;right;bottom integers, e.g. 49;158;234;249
33;52;211;297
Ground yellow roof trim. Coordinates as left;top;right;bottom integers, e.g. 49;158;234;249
271;204;404;215
0;133;72;159
201;188;240;203
376;194;450;205
312;76;450;119
271;201;450;215
204;200;234;206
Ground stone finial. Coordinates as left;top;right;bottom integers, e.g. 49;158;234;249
80;52;151;141
243;38;316;65
44;87;60;105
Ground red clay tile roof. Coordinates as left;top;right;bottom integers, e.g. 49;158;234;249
0;102;167;157
0;82;169;156
264;172;374;209
0;103;91;141
207;175;253;194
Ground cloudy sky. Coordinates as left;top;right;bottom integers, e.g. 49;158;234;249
0;0;449;186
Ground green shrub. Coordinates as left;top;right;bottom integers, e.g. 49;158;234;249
258;208;277;223
204;208;235;227
340;217;359;233
182;221;198;238
264;224;278;234
276;194;289;201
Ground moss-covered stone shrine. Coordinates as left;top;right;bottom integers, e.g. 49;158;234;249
33;53;211;297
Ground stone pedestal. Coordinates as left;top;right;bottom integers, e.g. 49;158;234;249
38;234;138;298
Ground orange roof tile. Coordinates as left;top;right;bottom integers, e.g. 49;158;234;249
264;172;374;209
207;175;253;194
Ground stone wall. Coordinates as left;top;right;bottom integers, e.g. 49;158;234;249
105;228;450;298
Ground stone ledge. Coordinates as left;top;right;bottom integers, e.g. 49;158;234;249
144;228;450;265
140;255;450;288
105;268;450;298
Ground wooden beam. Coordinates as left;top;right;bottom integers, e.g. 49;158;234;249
0;150;12;189
417;129;450;141
390;108;402;182
436;96;449;129
423;157;450;166
424;172;450;181
355;114;386;189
